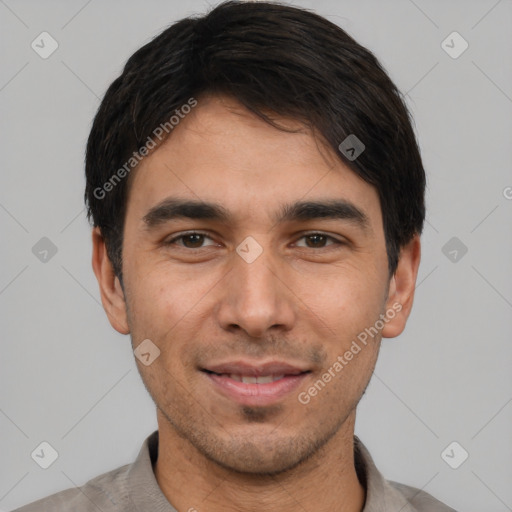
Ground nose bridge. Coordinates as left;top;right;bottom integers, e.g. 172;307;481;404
217;237;295;336
236;249;278;302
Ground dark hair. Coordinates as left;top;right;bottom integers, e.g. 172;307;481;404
85;0;425;282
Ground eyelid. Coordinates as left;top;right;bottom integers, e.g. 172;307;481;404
165;231;217;246
293;231;344;248
165;230;345;248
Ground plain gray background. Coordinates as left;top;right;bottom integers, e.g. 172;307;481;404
1;0;511;510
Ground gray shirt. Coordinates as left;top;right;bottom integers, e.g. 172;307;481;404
12;430;457;511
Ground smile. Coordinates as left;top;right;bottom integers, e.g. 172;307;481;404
227;374;285;384
201;364;311;406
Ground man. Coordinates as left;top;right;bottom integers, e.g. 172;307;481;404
14;1;457;510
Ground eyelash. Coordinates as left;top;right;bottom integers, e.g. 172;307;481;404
164;231;344;249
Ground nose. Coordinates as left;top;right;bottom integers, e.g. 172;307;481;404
216;243;297;338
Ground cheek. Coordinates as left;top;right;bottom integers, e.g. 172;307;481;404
296;264;385;335
124;264;178;349
126;264;217;360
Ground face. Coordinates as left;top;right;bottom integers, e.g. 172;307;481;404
93;94;419;475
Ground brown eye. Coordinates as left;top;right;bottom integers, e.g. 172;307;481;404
181;234;206;248
295;233;341;249
165;232;216;249
305;234;328;248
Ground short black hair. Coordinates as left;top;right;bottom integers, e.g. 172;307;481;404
85;0;425;282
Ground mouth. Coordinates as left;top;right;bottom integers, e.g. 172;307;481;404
200;361;311;406
208;373;288;384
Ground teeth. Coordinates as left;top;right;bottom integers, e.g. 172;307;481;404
229;374;285;384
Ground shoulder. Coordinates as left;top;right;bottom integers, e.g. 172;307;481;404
11;462;132;512
353;436;458;512
389;480;459;512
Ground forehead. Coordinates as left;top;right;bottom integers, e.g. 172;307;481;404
126;95;383;231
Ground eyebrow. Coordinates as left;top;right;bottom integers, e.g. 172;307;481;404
142;198;370;231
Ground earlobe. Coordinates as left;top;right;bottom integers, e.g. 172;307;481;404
381;234;421;339
91;227;130;335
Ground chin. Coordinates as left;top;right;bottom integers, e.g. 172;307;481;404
206;447;306;476
196;429;326;476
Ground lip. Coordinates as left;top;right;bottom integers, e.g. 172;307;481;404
201;360;311;406
203;360;308;376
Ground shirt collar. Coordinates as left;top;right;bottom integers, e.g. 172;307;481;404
127;430;177;511
354;435;417;512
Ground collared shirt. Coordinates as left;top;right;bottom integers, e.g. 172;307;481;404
13;430;457;511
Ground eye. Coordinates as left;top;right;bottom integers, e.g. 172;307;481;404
294;233;343;249
164;231;344;250
165;232;217;249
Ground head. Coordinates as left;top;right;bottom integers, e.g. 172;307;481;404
88;1;424;475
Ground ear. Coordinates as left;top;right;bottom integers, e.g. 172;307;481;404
91;227;130;335
381;234;421;339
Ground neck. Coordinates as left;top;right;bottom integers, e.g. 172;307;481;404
154;410;366;512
